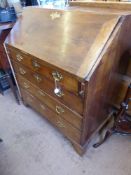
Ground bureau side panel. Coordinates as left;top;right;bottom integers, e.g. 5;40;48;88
81;16;131;145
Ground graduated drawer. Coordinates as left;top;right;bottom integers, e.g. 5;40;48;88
7;45;83;95
12;60;84;115
21;89;81;144
16;74;83;130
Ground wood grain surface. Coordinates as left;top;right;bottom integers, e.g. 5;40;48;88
5;7;120;79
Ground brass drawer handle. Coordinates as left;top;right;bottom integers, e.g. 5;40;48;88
56;106;65;115
38;90;45;96
54;87;64;97
52;71;63;82
32;60;41;68
23;82;30;89
33;73;42;83
52;71;64;97
40;104;46;110
16;54;23;62
19;67;26;75
57;120;65;128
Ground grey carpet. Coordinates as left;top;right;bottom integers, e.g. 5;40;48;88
0;90;130;175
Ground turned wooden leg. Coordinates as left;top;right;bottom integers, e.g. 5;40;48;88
93;83;131;148
93;129;115;148
72;142;86;156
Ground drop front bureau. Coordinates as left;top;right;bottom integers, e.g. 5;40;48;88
5;6;131;155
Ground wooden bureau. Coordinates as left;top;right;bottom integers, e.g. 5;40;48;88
5;6;131;155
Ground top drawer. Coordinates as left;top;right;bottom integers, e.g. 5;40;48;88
7;45;85;96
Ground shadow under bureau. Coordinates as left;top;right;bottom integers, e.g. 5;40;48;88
5;7;131;155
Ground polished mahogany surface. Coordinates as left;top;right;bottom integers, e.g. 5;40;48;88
5;7;120;79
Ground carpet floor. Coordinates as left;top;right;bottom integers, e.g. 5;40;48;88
0;90;130;175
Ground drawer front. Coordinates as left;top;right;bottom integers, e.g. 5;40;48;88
12;60;84;115
16;74;83;130
21;89;81;144
7;46;82;95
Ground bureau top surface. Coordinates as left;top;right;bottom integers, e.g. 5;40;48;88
5;7;121;79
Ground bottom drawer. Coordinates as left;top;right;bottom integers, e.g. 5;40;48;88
21;89;81;144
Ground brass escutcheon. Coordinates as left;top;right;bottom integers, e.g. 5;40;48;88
52;71;63;82
50;12;61;20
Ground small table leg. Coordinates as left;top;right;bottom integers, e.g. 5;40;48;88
93;128;115;148
93;83;131;148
